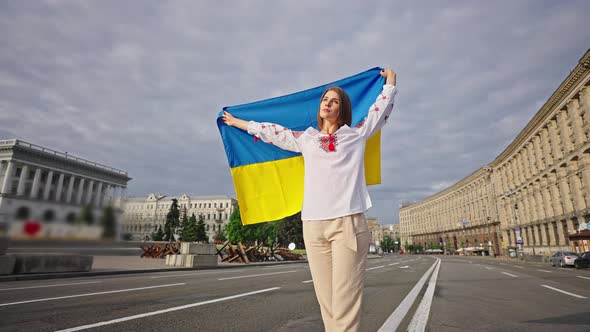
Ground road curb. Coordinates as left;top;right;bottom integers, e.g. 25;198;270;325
0;254;384;282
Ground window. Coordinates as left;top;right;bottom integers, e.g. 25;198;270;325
214;203;217;208
208;203;211;208
15;206;30;220
207;214;210;220
43;209;55;222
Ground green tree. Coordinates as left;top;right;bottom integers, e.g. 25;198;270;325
179;208;189;239
381;235;394;253
180;213;198;242
195;214;209;243
78;205;95;225
226;205;246;243
225;205;278;245
214;229;227;243
100;205;117;239
151;225;164;241
414;244;423;253
164;199;180;242
276;212;303;248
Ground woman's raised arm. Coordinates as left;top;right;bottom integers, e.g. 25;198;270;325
222;111;302;153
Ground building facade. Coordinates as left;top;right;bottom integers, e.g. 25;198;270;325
0;139;130;238
121;193;237;241
401;49;590;256
382;223;400;240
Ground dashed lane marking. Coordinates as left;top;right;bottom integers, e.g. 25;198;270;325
541;285;586;299
366;265;386;271
0;283;185;307
55;287;281;332
0;281;102;291
218;270;297;281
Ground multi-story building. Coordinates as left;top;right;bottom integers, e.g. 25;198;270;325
0;139;130;238
121;193;237;241
367;217;384;251
382;223;400;240
400;49;590;256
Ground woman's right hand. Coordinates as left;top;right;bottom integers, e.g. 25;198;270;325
221;111;249;130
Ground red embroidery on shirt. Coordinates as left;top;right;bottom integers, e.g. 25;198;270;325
261;124;266;129
318;133;338;152
275;131;279;135
374;106;380;112
293;131;303;138
254;136;259;142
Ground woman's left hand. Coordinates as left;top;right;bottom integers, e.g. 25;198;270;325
380;68;396;86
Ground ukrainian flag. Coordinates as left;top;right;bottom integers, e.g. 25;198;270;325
217;67;386;225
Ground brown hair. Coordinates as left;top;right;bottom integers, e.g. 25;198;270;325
317;86;352;130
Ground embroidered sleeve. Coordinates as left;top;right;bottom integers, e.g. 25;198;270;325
247;121;302;153
356;84;397;139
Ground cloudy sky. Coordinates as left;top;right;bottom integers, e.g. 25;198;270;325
1;1;588;225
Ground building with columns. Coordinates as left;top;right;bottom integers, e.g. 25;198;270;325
401;49;590;256
382;223;400;240
0;139;131;238
121;194;237;241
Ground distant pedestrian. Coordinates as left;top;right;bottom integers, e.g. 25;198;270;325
222;68;397;331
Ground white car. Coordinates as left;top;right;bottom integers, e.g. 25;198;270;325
550;251;580;267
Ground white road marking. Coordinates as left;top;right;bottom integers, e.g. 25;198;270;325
150;270;242;279
537;269;552;273
302;280;313;284
388;262;401;266
502;272;518;278
55;287;281;332
218;270;296;280
0;281;101;291
399;266;410;269
541;285;587;299
577;276;590;280
0;283;185;307
366;265;385;271
485;266;493;270
377;258;438;332
408;258;441;332
513;266;524;269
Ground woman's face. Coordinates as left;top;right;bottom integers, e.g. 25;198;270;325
319;90;340;122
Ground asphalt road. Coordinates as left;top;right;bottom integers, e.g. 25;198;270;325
0;255;588;331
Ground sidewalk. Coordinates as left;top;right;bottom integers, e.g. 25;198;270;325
0;254;384;282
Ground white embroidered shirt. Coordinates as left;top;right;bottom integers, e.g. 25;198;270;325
247;84;397;221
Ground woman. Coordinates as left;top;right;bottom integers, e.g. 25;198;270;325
222;68;397;332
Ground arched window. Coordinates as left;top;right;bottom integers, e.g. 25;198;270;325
43;209;55;222
66;213;77;224
15;206;30;220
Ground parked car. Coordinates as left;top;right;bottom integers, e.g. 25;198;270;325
574;251;590;269
550;251;580;267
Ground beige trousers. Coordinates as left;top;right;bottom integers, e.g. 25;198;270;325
303;213;371;332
